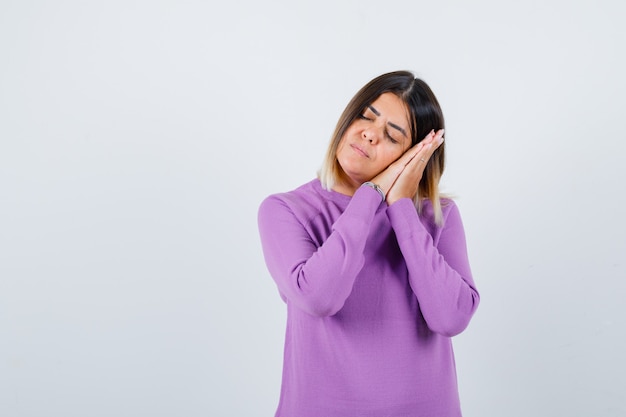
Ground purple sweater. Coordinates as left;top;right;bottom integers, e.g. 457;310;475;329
258;179;480;417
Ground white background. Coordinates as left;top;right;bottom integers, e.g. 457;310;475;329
1;1;625;416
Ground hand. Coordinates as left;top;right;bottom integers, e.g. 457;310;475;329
373;129;444;205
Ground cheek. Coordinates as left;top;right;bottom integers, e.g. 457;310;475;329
335;137;347;158
381;147;404;165
402;140;412;153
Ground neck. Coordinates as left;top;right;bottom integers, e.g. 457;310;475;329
331;174;361;197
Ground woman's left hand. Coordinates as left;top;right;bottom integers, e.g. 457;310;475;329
386;129;444;205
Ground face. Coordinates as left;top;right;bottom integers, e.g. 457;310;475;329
335;92;411;189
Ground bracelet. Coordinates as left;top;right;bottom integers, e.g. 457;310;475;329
362;181;385;202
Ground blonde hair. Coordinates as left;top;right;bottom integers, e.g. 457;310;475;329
318;71;446;225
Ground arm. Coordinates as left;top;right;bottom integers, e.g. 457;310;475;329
257;185;382;317
387;199;480;336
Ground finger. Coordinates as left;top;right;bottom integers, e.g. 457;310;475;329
420;129;436;145
415;130;436;148
404;130;436;160
408;129;440;157
395;141;426;167
393;129;442;169
416;129;444;162
414;144;433;167
410;143;438;170
405;143;425;163
434;129;445;146
427;129;445;157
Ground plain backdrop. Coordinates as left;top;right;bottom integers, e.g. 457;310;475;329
1;1;625;416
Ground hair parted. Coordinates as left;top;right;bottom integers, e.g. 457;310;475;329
318;70;447;224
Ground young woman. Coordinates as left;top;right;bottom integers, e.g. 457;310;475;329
258;70;480;417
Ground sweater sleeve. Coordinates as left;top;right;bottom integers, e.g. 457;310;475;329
258;185;382;317
387;198;480;337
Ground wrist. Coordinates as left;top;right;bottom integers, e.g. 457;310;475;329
362;181;385;202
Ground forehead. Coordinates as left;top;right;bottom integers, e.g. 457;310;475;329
369;93;409;124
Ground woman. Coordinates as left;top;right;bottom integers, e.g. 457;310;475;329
258;70;480;417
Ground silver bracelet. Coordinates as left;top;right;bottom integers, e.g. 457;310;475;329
362;181;385;202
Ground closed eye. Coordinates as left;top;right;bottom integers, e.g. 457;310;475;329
386;130;399;144
359;111;400;144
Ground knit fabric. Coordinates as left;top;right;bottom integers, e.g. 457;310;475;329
258;179;480;417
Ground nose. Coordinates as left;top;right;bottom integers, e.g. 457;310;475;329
362;127;380;144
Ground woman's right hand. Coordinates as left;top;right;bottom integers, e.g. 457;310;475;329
371;129;442;201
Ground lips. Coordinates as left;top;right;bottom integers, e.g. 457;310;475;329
350;144;369;158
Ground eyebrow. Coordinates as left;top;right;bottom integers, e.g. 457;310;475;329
367;105;408;138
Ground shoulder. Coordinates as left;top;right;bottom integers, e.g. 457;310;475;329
419;197;460;226
258;179;327;224
441;198;461;220
438;198;466;234
259;179;323;209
